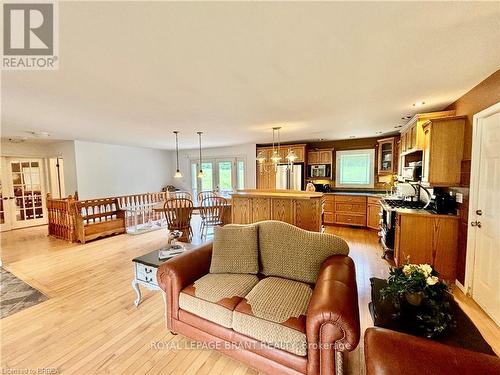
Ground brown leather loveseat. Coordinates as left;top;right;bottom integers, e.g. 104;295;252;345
158;221;360;375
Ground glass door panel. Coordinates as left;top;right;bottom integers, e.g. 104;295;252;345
5;158;47;229
200;162;214;192
217;161;233;198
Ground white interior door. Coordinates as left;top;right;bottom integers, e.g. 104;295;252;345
467;102;500;325
1;157;48;230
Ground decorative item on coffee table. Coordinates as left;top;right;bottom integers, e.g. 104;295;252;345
379;263;455;338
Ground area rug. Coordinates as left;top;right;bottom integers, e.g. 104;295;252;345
1;267;47;319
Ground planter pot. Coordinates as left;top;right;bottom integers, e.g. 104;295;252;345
405;292;424;306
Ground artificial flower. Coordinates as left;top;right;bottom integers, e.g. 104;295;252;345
426;276;439;286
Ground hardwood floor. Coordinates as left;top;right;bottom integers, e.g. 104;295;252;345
0;223;498;375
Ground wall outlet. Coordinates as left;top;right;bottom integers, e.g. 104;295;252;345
456;192;463;203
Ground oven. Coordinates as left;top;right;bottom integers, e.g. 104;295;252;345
379;202;396;256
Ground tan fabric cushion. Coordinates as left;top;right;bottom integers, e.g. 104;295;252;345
179;273;259;328
257;220;349;284
233;277;313;356
193;273;259;303
210;224;259;274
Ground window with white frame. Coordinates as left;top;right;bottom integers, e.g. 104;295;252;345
335;149;375;188
191;157;246;198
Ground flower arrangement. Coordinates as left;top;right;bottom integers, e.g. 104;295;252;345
381;263;455;338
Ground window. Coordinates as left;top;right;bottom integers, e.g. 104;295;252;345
237;160;245;190
191;158;246;197
335;149;375;188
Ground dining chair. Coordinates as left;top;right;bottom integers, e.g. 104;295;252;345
163;198;194;242
169;191;193;200
199;196;228;238
197;190;218;204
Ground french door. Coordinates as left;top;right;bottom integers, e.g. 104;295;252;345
191;158;245;200
0;157;48;231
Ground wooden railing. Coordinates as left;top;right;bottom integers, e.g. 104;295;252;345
116;192;167;230
46;193;78;242
47;192;168;243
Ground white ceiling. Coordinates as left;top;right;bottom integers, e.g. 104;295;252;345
2;1;499;150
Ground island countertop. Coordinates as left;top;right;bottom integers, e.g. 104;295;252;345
231;189;323;231
232;189;323;200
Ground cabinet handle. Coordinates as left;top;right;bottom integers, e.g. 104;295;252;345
476;210;483;216
145;268;152;274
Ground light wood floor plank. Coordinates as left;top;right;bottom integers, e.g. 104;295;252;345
1;224;498;375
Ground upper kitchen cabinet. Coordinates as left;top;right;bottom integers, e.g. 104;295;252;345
308;149;333;164
421;116;466;187
377;137;395;175
400;110;455;154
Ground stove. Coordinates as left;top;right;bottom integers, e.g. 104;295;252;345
383;199;425;210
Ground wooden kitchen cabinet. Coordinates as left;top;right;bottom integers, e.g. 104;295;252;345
399;110;455;155
308;151;319;164
367;196;381;230
319;150;332;164
421;116;465;187
308;149;333;164
333;194;367;227
232;190;323;232
394;212;459;281
377;137;395;175
323;195;335;224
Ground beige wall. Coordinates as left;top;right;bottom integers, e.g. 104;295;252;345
73;140;173;199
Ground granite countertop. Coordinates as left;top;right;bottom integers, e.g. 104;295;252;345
324;191;388;197
232;190;323;199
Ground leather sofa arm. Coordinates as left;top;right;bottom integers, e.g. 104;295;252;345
157;242;213;328
365;327;500;375
306;255;360;374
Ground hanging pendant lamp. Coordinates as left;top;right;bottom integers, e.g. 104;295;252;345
173;131;182;178
197;131;204;179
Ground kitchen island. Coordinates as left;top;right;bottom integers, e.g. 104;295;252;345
231;189;324;232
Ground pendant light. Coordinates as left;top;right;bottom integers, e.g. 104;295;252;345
173;131;182;178
270;127;282;165
197;131;204;179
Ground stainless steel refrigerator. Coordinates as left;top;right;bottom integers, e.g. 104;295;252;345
275;163;304;190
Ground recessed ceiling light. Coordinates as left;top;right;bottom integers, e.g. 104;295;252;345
412;101;426;107
401;115;412;120
394;125;403;129
349;135;356;139
8;137;27;143
30;131;50;138
375;131;383;135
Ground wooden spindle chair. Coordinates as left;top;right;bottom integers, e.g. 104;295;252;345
163;198;194;242
199;196;228;238
169;191;193;200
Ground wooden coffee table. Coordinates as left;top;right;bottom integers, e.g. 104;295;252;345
132;244;193;309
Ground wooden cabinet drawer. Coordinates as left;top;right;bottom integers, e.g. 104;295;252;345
367;196;382;205
334;195;367;204
335;214;366;227
323;212;334;224
324;201;334;212
335;202;366;214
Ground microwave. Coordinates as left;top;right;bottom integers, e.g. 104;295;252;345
309;164;331;178
401;164;422;181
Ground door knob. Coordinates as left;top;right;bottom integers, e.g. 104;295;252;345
476;209;483;216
